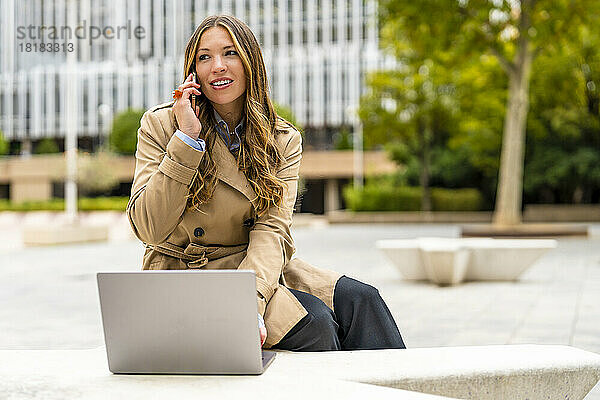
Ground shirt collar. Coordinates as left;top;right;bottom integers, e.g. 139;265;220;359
213;109;244;137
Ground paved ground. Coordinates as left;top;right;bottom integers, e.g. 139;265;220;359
1;212;599;398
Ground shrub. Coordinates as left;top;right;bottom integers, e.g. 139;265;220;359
0;130;8;156
34;138;60;154
0;199;65;211
0;197;129;212
109;109;145;154
273;102;301;131
344;185;422;211
333;127;353;150
344;184;483;212
78;197;129;211
431;188;483;211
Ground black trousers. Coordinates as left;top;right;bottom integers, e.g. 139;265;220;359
272;276;406;351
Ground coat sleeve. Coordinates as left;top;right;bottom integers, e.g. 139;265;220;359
237;129;302;316
126;110;205;245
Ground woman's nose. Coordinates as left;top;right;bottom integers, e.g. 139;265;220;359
211;56;226;73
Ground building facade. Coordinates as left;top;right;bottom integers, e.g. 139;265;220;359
0;0;395;151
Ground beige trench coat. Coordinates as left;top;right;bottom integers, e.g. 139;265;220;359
126;101;342;348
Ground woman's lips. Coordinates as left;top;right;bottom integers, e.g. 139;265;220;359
210;80;234;90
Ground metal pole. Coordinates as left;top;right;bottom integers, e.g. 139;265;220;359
4;0;16;140
65;0;78;223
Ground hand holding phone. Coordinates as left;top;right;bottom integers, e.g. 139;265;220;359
191;72;199;114
172;73;203;140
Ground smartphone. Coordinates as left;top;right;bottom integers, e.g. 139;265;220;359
191;72;199;112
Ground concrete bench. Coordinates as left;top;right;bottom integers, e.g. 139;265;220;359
377;237;557;285
1;345;599;399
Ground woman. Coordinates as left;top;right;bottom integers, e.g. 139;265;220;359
127;15;405;351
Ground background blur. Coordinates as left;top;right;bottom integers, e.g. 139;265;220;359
1;2;600;397
1;0;599;217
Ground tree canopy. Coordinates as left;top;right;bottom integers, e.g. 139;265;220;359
362;0;600;215
109;109;146;155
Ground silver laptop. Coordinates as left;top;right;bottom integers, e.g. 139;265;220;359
97;270;276;375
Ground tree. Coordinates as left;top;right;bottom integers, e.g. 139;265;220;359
361;0;469;211
524;25;600;203
379;0;600;225
110;109;146;154
360;63;459;211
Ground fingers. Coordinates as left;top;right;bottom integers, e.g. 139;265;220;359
180;73;201;90
182;87;201;101
259;326;267;346
174;73;201;106
177;82;200;92
178;81;201;92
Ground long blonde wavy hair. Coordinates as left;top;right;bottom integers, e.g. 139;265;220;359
182;15;289;216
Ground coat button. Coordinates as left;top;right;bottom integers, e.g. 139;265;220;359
243;218;254;227
194;227;205;237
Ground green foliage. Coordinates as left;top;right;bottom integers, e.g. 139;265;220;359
273;102;301;131
109;109;145;154
0;130;8;156
359;60;462;210
524;146;600;203
333;127;353;150
524;25;600;203
368;0;600;210
449;57;506;181
361;58;501;208
0;199;66;211
378;0;600;67
34;138;60;154
78;197;130;211
343;183;483;212
431;188;483;212
360;64;459;149
0;197;129;211
344;185;421;211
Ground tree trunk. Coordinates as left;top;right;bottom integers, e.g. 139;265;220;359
493;22;533;226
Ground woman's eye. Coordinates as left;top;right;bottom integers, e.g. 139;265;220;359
198;54;209;61
225;50;238;56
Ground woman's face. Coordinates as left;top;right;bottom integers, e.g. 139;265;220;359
195;26;247;110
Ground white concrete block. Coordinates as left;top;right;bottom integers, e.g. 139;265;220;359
465;239;557;281
0;348;450;400
377;239;426;280
420;240;470;285
0;345;598;399
23;223;109;246
376;238;557;285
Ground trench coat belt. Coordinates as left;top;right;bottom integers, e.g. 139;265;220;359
149;241;275;300
149;241;249;269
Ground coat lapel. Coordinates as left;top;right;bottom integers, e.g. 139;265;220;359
212;132;258;208
162;106;257;207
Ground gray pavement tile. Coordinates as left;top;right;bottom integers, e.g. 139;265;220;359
1;220;600;397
